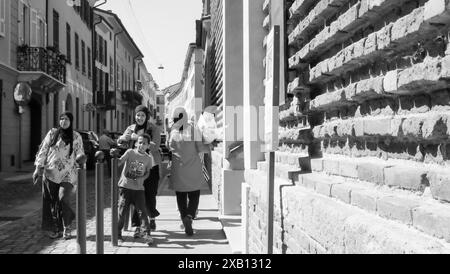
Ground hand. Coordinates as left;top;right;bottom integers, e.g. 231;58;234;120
32;168;43;185
131;133;140;140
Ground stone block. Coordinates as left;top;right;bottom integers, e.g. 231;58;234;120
353;119;364;137
384;166;428;191
311;158;323;172
339;4;358;30
424;0;446;21
301;174;318;190
401;116;425;139
363;118;392;136
331;183;353;204
405;7;424;35
383;69;398;93
350;188;379;212
364;32;377;56
427;171;450;202
353;37;366;59
343;44;355;64
323;159;340;175
338;160;358;178
315;178;340;197
377;196;421;225
412;204;450;242
357;162;386;185
377;22;393;50
336;119;353;137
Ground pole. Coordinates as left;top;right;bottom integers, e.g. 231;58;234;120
76;155;87;254
265;25;280;254
110;149;120;246
95;151;104;254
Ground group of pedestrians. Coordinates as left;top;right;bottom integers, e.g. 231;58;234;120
32;105;212;246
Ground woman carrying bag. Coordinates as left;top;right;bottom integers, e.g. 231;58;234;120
32;112;85;239
166;107;211;236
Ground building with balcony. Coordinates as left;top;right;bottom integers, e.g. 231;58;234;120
94;8;144;133
137;62;158;125
47;0;98;133
0;0;94;171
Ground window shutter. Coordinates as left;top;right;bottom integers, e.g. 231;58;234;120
0;0;6;37
18;1;24;44
30;9;38;46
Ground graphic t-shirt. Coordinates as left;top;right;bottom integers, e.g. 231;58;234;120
118;149;155;190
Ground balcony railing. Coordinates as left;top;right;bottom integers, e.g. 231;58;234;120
94;91;116;110
17;46;67;83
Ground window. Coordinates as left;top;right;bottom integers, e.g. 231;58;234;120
81;40;86;75
98;35;103;64
52;10;59;51
87;47;91;78
0;0;5;37
38;17;46;47
66;24;71;63
18;2;30;45
104;39;107;66
74;32;79;70
110;57;114;86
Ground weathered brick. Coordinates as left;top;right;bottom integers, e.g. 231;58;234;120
376;22;393;50
427;171;450;202
363;32;377;55
350;188;379;212
323;159;339;175
311;158;323;172
412;204;450;242
377;196;421;225
338;160;358;178
383;69;398;93
424;0;446;21
402;116;425;139
330;183;353;204
384;166;428;191
363;118;392;136
357;162;386;185
315;178;340;197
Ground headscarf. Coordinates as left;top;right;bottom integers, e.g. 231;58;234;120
50;111;74;156
134;105;150;133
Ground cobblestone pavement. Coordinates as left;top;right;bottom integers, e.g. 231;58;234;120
0;167;231;254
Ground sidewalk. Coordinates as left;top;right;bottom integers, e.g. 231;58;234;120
0;171;232;254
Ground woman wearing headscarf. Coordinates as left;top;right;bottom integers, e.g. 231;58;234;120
118;105;161;236
167;106;211;236
32;112;85;239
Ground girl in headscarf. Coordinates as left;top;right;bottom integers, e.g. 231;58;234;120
118;105;162;236
33;112;85;239
167;107;211;236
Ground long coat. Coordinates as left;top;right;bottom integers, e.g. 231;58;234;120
167;124;204;192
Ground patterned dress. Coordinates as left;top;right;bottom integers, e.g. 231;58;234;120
34;129;85;185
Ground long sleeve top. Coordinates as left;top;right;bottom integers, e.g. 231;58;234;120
119;123;162;166
34;129;85;185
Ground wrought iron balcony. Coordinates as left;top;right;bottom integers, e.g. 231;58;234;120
17;46;67;84
121;90;143;107
94;91;116;110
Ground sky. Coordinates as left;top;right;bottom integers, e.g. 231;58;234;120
99;0;203;90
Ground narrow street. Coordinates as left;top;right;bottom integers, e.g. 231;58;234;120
0;162;231;254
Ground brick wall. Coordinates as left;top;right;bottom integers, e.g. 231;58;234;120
245;0;450;253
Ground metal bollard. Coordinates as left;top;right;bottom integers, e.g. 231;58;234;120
95;151;104;254
76;154;87;254
110;149;120;247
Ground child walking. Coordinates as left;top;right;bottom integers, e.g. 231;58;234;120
117;134;155;246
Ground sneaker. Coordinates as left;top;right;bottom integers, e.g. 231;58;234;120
63;227;72;240
150;219;156;231
133;227;141;238
183;215;193;236
144;234;154;246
